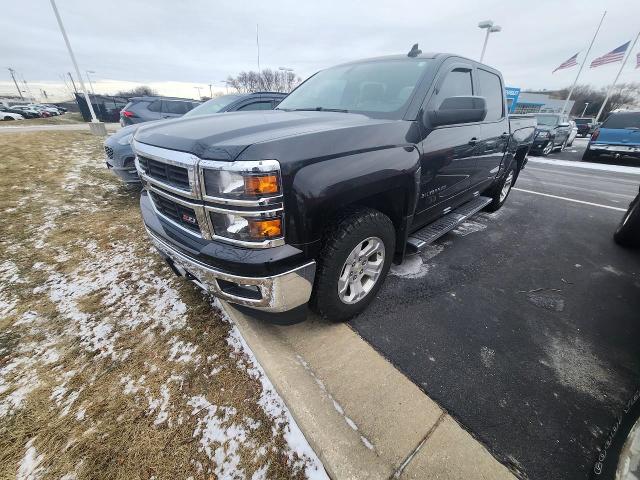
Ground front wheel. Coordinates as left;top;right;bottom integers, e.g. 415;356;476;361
311;208;395;322
614;192;640;248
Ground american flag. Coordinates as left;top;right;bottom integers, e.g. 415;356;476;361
590;41;630;68
553;53;579;73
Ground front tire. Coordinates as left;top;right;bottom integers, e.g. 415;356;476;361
311;208;395;322
485;164;516;212
614;192;640;248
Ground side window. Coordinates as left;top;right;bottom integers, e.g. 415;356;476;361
147;100;162;112
432;68;473;110
477;69;504;121
163;101;189;115
238;101;272;111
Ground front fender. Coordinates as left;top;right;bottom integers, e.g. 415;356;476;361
286;145;421;247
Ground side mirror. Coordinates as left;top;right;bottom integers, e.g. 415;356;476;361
426;96;487;127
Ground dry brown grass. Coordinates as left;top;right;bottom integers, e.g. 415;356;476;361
0;132;318;480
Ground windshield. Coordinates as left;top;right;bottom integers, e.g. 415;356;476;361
601;112;640;129
185;95;243;117
535;114;560;127
276;59;432;119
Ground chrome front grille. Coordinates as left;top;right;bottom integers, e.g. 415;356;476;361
138;155;190;190
149;191;200;233
134;140;284;248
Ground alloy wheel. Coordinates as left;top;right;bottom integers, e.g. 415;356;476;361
500;171;514;203
338;237;385;304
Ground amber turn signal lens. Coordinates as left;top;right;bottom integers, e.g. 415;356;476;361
244;174;279;195
248;218;282;239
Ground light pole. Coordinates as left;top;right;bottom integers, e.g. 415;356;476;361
49;0;103;134
208;84;213;98
86;70;96;95
581;102;590;117
220;80;229;94
478;20;501;63
194;86;202;99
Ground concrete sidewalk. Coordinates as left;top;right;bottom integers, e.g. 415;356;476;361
225;303;517;480
0;123;119;133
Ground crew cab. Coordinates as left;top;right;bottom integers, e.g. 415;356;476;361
583;111;640;162
133;51;536;321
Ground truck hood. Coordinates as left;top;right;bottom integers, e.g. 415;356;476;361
133;110;398;161
593;127;640;146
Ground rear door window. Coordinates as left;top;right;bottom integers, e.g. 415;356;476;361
147;100;162;112
162;101;190;115
477;69;504;121
601;113;640;129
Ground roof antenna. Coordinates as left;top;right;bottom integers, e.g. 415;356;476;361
407;43;422;58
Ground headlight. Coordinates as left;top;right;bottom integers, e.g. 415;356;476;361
200;160;281;200
209;209;283;243
117;133;134;145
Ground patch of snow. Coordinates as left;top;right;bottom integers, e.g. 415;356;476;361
603;265;624;276
390;255;431;279
452;220;487;236
480;346;495;368
219;302;329;479
527;156;640;175
17;439;45;480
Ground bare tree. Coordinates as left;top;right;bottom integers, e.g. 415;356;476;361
115;85;158;98
545;83;640;118
226;69;301;94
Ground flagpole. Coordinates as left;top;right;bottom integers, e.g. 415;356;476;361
595;30;640;122
561;10;606;115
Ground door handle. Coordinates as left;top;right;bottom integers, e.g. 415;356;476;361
468;137;478;146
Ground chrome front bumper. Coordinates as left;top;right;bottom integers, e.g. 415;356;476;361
146;227;316;313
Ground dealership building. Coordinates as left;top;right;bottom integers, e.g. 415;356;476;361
505;87;574;115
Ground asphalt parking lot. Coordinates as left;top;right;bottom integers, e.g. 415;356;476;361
350;147;640;479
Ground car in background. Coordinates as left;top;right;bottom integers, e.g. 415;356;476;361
12;105;48;117
583;111;640;162
29;104;61;116
530;113;573;155
119;96;201;126
574;117;596;137
106;92;287;183
1;107;39;119
0;110;24;121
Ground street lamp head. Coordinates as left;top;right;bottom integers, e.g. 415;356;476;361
489;25;502;33
478;20;494;29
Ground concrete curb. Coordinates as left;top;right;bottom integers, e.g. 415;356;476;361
223;302;517;480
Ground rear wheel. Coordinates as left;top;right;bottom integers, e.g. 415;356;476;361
311;208;395;322
485;164;515;212
614;192;640;248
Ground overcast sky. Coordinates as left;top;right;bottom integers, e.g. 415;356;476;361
2;0;640;101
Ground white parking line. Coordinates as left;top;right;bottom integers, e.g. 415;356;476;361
527;157;640;175
512;187;627;212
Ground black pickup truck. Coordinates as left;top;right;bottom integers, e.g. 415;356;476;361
134;51;536;321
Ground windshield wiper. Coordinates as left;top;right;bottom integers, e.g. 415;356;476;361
291;107;349;113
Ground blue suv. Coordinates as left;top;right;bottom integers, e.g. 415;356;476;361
583;111;640;162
